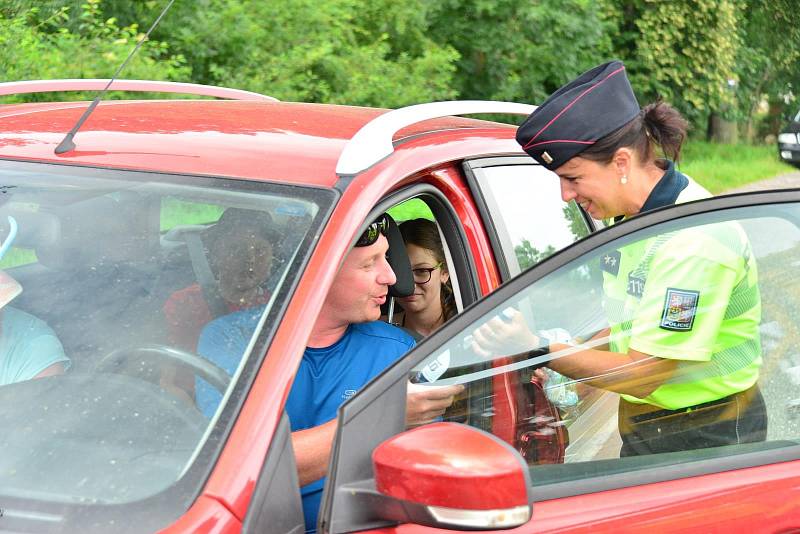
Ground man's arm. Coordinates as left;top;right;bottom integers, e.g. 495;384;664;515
292;419;338;486
292;384;464;486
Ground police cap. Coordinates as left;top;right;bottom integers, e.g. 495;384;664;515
516;60;640;171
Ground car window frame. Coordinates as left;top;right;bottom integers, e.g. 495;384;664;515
378;180;483;312
321;189;800;532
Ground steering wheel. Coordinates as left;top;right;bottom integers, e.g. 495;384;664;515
95;343;231;392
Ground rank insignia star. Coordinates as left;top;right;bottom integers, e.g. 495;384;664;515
600;249;621;276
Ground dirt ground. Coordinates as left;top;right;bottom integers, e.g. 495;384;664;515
723;170;800;194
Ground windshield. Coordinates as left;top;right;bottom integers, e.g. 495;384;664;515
0;160;331;528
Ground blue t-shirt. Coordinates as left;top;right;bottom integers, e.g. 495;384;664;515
288;321;415;533
196;305;265;417
196;310;415;533
0;306;69;386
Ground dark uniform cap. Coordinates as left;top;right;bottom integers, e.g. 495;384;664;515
516;60;640;171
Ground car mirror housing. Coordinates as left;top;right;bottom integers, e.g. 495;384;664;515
372;422;532;530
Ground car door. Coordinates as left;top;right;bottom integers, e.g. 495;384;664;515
320;190;800;533
465;156;619;461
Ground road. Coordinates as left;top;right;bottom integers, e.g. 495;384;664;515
723;170;800;194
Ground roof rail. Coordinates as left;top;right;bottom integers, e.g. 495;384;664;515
0;79;278;102
335;100;536;176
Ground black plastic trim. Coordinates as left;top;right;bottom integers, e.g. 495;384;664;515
243;412;305;534
462;158;512;280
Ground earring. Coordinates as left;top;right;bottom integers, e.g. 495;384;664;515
620;175;628;185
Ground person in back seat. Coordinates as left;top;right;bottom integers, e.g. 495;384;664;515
161;208;276;401
393;218;456;338
0;219;69;386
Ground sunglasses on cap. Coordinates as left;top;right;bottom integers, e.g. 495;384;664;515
355;214;389;247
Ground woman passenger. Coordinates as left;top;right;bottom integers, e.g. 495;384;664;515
395;218;456;338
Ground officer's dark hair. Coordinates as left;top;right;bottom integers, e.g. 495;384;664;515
579;100;689;165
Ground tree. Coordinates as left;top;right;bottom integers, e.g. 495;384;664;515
732;0;800;141
0;0;188;103
515;239;556;271
426;0;615;105
604;0;741;138
97;0;460;107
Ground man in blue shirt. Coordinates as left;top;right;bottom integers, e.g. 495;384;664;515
198;214;463;533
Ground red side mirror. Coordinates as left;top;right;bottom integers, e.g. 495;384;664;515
372;422;531;529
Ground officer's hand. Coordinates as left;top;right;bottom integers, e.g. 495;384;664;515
470;308;540;358
405;383;464;427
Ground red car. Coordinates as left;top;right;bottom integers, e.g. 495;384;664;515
0;80;798;533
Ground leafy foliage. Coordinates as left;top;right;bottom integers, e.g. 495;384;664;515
426;0;615;104
92;0;459;107
2;0;800;137
0;0;188;102
605;0;741;127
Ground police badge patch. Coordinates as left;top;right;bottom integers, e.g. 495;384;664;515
660;288;700;331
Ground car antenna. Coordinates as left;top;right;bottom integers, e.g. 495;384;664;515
55;0;176;155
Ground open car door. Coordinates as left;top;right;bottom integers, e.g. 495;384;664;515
320;189;800;533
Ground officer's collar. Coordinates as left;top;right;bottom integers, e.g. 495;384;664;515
639;160;688;213
611;160;688;224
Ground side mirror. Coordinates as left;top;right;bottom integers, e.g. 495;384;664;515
372;422;532;529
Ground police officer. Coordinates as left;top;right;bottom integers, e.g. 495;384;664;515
475;60;766;456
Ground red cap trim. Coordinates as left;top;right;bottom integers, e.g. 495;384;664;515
524;139;596;149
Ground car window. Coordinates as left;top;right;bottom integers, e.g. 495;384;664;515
469;159;593;277
0;160;331;526
410;200;800;492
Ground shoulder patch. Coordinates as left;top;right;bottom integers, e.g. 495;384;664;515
601;249;621;276
660;288;700;331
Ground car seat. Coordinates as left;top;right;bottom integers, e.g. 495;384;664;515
22;193;164;371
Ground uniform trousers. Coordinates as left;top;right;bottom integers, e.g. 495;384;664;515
618;385;767;457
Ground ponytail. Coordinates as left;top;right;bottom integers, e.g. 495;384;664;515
641;101;689;163
581;100;689;164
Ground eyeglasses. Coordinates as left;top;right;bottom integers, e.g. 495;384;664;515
411;262;443;284
355;214;389;247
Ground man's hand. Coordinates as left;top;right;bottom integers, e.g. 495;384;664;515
406;383;464;426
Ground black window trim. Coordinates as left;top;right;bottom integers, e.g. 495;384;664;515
322;188;800;532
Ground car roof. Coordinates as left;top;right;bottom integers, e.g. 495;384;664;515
0;99;516;187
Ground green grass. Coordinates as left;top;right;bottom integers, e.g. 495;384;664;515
680;141;796;194
387;198;434;222
160;198;224;231
0;248;37;269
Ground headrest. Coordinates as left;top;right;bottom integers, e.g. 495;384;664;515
384;214;414;298
37;194;157;270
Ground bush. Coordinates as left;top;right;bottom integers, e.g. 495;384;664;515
0;0;188;103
